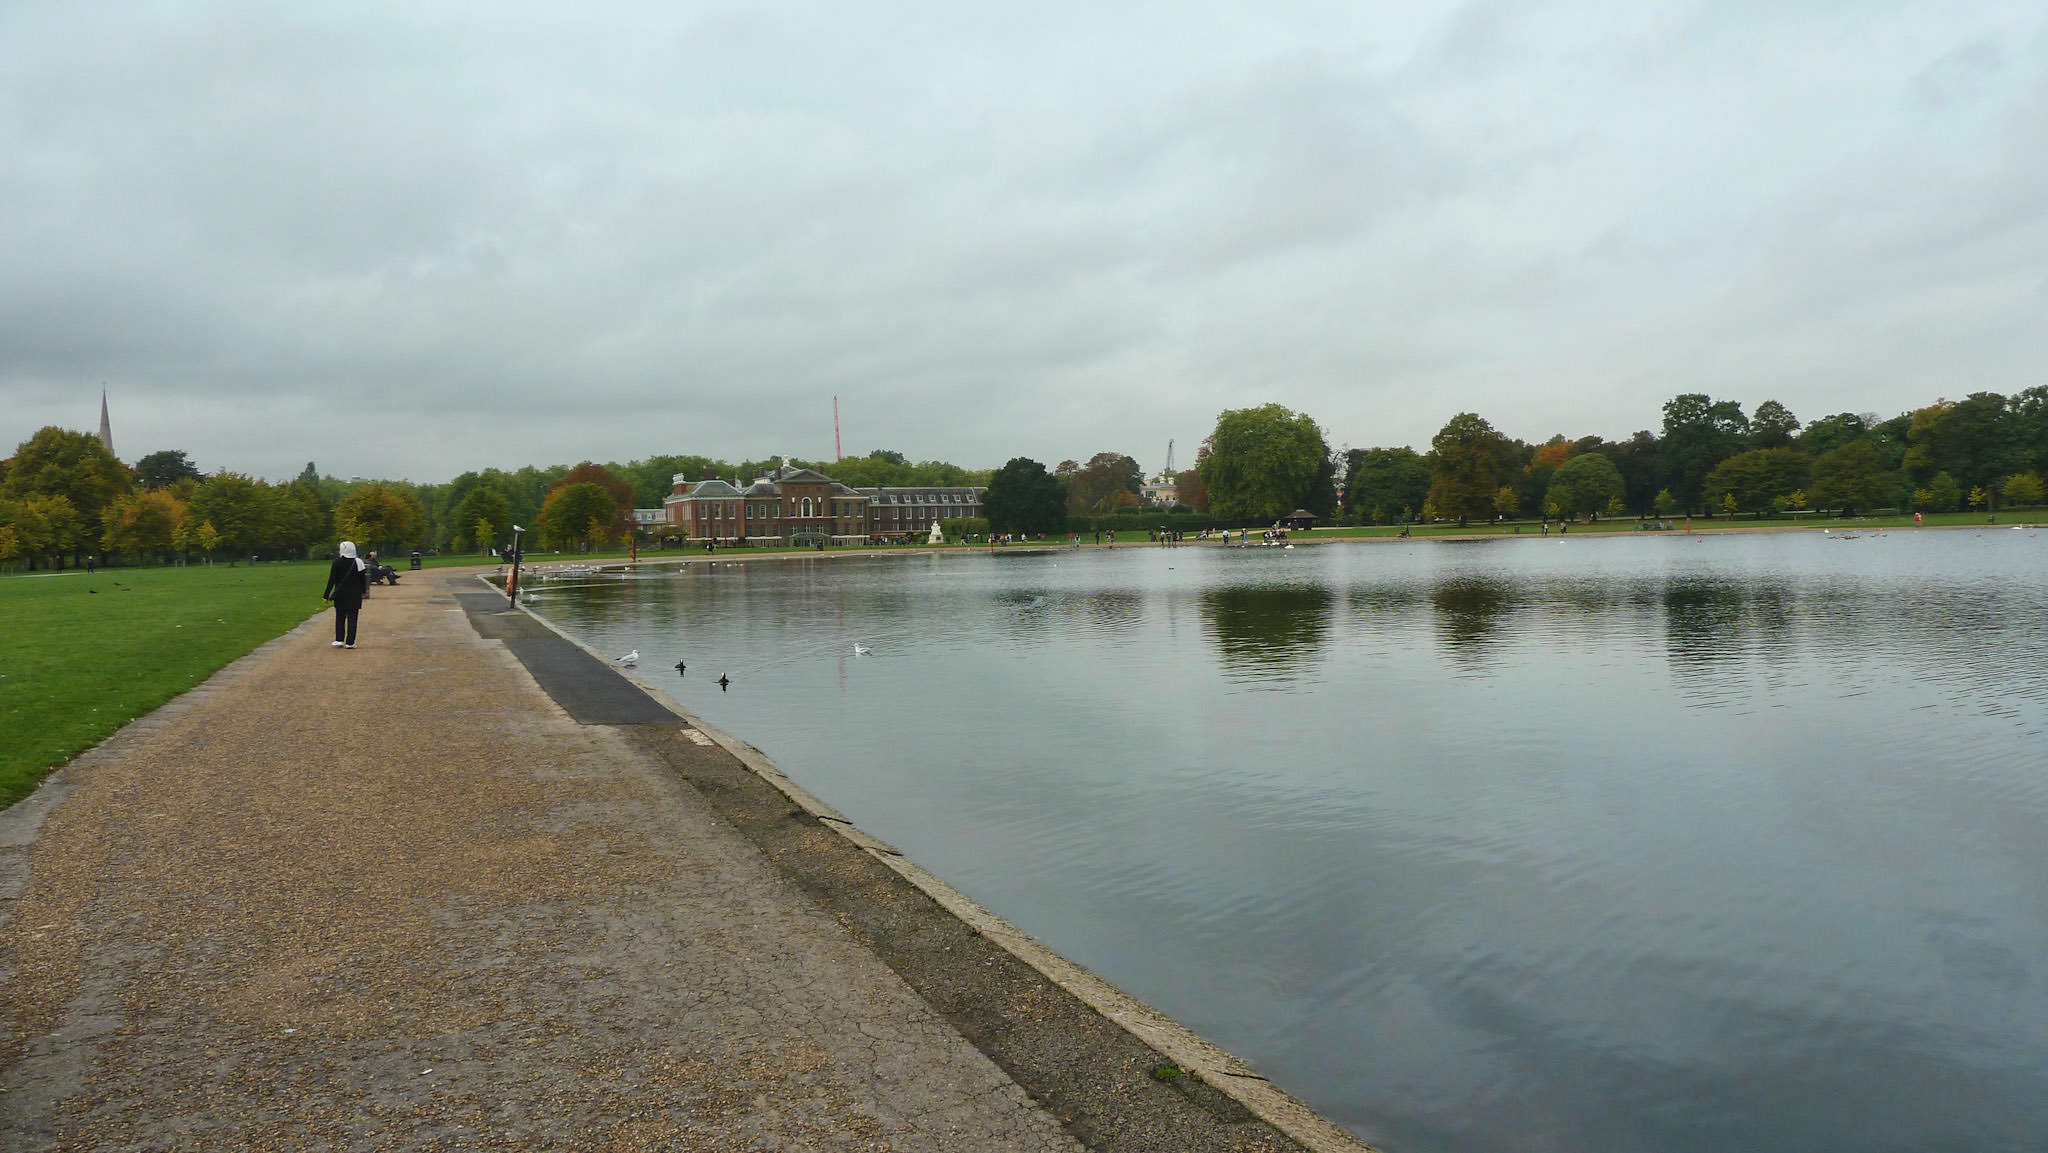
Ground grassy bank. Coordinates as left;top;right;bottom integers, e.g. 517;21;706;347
0;562;328;809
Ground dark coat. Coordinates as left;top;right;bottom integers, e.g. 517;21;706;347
324;556;368;608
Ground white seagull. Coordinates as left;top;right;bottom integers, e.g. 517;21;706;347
853;644;872;656
616;649;639;666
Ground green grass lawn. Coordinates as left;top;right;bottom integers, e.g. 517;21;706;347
0;562;329;809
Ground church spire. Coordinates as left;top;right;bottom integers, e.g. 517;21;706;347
98;388;113;456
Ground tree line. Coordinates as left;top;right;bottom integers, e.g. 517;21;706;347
9;384;2044;566
1369;390;2048;526
973;389;2048;536
0;435;997;569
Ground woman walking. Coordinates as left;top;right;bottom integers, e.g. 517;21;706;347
323;541;370;649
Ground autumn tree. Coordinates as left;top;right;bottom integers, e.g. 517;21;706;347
1062;452;1144;515
538;483;618;550
0;494;82;568
186;473;274;561
100;489;190;563
1427;413;1504;523
0;426;133;564
1177;449;1210;512
334;482;428;553
545;462;636;542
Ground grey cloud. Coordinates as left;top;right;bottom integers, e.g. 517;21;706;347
2;1;2045;480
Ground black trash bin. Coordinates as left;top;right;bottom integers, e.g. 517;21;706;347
409;551;422;570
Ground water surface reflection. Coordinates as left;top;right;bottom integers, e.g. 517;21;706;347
1201;584;1332;686
531;531;2048;1153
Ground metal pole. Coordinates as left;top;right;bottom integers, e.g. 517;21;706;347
506;525;525;608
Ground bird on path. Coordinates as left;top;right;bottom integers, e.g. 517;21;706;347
616;649;639;666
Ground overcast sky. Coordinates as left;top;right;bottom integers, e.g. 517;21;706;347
3;2;2043;484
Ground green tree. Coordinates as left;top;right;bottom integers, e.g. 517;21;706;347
554;462;638;541
1926;472;1963;513
134;449;203;489
449;487;513;553
537;483;617;550
1799;412;1871;456
2000;472;2045;507
2014;387;2048;476
1748;400;1802;449
186;473;273;561
1199;405;1336;524
1653;489;1681;517
1606;430;1663;516
1659;394;1749;513
1904;392;2026;493
1;426;134;564
1341;447;1431;525
1545;452;1626;519
271;479;332;557
1427;413;1504;523
1807;441;1894;515
1700;448;1812;517
613;454;736;508
334;482;428;552
983;458;1068;535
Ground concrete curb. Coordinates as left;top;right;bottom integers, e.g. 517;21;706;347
485;573;1378;1153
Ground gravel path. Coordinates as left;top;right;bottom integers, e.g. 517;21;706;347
0;575;1080;1151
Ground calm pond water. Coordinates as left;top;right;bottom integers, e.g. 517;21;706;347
524;529;2048;1153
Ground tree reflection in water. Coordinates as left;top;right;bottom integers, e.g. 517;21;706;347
1429;576;1516;665
1200;584;1333;687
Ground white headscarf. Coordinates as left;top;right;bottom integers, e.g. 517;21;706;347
339;541;366;571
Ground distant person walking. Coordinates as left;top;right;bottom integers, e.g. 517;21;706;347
323;541;369;649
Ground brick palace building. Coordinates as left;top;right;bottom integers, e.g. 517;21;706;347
662;465;986;545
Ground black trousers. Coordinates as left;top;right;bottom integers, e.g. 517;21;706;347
333;601;361;645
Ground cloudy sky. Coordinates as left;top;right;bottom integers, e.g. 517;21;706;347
3;2;2043;483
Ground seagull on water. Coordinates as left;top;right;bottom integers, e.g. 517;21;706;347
616;649;638;666
852;643;872;656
